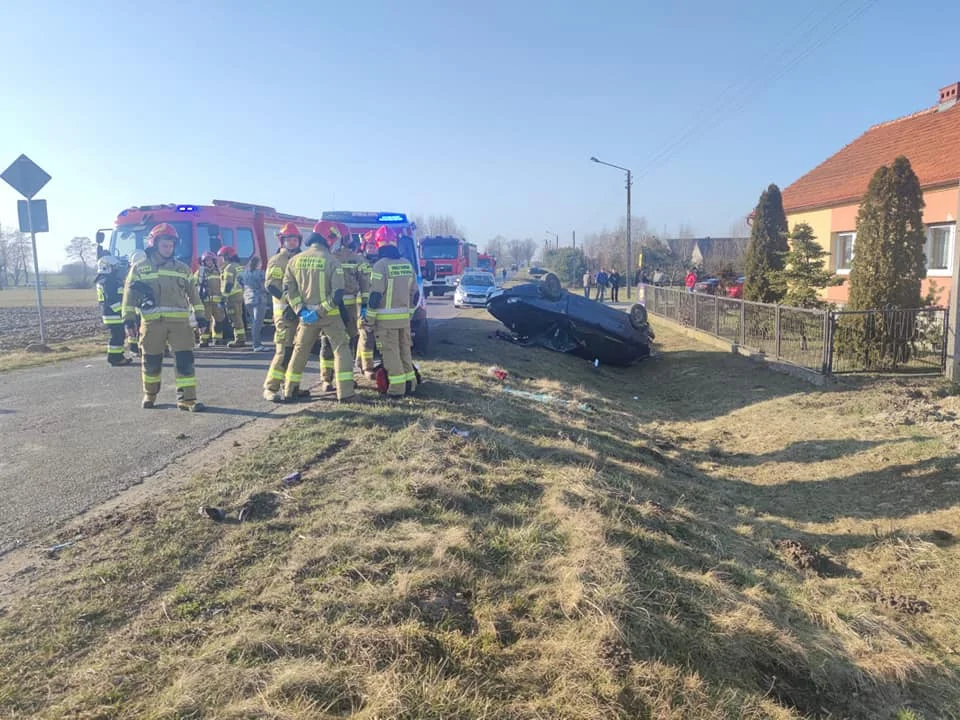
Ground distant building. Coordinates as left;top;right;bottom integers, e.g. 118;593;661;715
664;237;749;270
782;81;960;305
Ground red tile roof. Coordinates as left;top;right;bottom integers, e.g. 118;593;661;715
782;102;960;213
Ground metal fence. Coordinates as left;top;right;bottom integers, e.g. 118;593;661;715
641;285;947;376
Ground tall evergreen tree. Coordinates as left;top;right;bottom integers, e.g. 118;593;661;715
847;156;927;310
779;223;841;308
743;184;789;303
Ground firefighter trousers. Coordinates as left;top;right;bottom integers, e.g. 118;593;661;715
264;314;297;392
105;320;126;363
225;295;245;341
201;300;226;342
377;324;416;396
140;318;198;402
322;304;358;383
357;315;376;373
285;319;354;400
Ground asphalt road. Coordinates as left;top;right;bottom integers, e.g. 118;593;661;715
0;296;461;555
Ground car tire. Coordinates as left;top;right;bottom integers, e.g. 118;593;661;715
629;303;648;329
539;272;563;301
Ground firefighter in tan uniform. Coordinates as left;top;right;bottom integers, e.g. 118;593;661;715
122;223;209;411
193;251;227;347
367;225;418;397
262;223;304;402
217;246;247;348
356;230;379;379
282;224;356;403
318;222;366;391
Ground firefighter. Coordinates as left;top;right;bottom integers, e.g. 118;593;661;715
95;254;133;366
318;222;366;391
281;223;356;403
193;251;227;347
218;246;246;348
122;223;209;411
356;230;379;379
367;225;418;397
262;222;304;402
125;250;147;356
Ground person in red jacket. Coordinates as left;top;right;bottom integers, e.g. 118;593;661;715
685;268;698;293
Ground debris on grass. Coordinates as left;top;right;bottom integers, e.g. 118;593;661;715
199;505;226;522
774;538;850;577
451;427;471;439
282;471;302;487
487;365;509;381
501;386;594;412
45;540;77;556
869;590;932;615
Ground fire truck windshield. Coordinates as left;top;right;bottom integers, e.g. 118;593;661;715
111;221;193;262
421;240;459;260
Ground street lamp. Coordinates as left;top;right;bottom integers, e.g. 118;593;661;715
545;230;559;249
590;155;633;300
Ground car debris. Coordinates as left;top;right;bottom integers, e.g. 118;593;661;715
199;505;226;522
450;427;471;438
501;386;594;412
282;471;302;487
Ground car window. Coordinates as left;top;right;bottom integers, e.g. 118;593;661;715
463;274;494;286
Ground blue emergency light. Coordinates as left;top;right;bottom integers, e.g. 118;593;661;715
377;213;407;223
177;205;197;212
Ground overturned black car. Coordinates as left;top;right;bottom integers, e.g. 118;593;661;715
486;273;655;366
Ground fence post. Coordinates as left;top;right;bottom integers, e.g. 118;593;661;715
826;312;836;374
821;311;832;375
775;304;782;360
692;292;698;329
739;300;746;347
714;295;720;338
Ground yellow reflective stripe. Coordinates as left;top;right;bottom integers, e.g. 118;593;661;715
103;317;123;324
319;360;335;370
143;374;161;383
370;272;384;280
137;272;159;280
360;351;374;359
342;297;358;306
107;347;125;354
289;295;302;307
176;376;197;388
375;311;410;320
388;374;405;384
285;372;303;383
157;269;189;279
336;371;354;382
268;368;285;380
110;302;123;312
142;311;190;320
386;277;394;310
268;267;284;279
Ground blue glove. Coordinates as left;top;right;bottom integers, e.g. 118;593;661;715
360;305;367;320
299;308;318;324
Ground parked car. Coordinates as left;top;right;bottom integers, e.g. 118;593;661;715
694;277;721;294
528;266;548;278
454;271;498;308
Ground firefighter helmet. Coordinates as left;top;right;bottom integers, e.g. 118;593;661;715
217;246;237;258
97;254;121;274
278;222;302;242
145;223;179;248
374;225;398;249
200;251;217;264
360;230;376;256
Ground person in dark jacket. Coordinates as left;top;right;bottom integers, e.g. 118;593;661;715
595;268;608;303
95;254;133;366
609;269;621;303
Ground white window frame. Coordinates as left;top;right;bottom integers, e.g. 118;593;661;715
835;232;856;275
925;223;955;277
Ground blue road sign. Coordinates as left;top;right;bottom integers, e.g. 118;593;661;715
18;199;49;233
1;154;52;199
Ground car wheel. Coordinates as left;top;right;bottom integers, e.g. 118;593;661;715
629;303;648;329
539;272;563;301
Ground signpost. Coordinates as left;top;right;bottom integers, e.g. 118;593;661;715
2;154;52;344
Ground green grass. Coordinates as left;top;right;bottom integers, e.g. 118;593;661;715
0;339;102;372
0;287;95;308
1;317;959;718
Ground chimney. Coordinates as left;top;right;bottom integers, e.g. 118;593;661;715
938;82;960;111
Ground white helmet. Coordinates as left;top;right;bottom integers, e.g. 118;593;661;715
97;255;121;274
129;250;147;265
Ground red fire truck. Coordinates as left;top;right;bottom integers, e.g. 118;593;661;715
96;200;317;268
477;253;497;275
419;235;478;296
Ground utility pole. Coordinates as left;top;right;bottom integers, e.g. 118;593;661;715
572;230;576;249
626;169;632;300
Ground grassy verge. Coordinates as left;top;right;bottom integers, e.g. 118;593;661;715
0;339;103;372
1;315;959;719
0;288;95;307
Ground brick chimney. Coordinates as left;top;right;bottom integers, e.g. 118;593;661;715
938;82;960;111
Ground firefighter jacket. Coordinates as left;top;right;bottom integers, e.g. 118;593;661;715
368;256;417;329
221;260;243;298
334;248;368;307
193;266;223;303
122;252;205;324
96;272;124;326
284;245;344;324
359;252;377;304
266;248;296;306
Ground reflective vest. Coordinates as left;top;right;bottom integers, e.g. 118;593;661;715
122;253;204;323
285;246;344;323
368;256;416;328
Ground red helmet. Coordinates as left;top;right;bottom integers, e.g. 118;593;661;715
334;222;351;246
200;251;217;264
145;223;179;248
217;246;237;258
311;221;345;244
278;222;302;242
374;225;398;249
360;230;376;256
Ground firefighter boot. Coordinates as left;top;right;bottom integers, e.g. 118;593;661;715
142;394;157;409
178;400;206;412
227;338;246;348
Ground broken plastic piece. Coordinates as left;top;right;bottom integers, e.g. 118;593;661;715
593;358;600;368
47;541;76;554
282;471;302;487
200;505;226;522
487;365;509;381
450;427;471;438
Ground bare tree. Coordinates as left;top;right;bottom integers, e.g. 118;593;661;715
65;236;96;287
410;214;466;239
521;238;538;266
2;229;32;286
484;235;507;260
506;239;525;266
677;224;696;239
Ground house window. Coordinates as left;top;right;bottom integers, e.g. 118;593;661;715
835;232;855;272
925;224;954;275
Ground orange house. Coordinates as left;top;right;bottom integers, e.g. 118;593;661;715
781;82;960;307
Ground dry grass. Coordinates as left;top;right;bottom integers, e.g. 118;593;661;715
0;316;958;719
0;287;95;308
0;338;102;372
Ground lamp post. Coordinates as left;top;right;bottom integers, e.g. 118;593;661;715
590;156;633;299
545;230;559;249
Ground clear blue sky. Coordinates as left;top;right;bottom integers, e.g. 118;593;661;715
1;0;956;270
